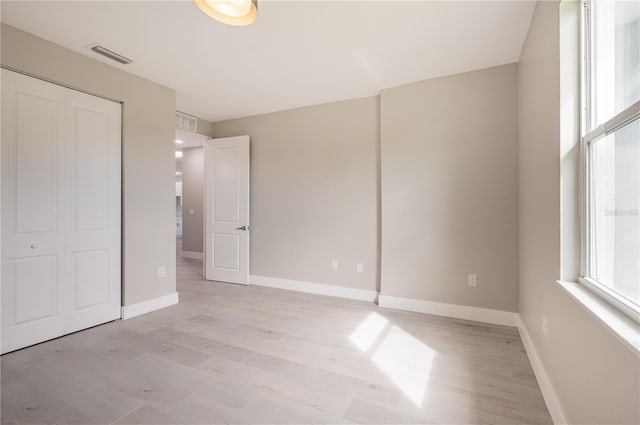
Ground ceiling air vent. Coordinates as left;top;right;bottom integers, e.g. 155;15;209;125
176;112;197;133
89;45;133;65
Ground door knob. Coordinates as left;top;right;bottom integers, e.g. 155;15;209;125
30;243;38;249
235;226;250;231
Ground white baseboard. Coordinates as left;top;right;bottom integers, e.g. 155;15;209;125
181;251;203;260
250;275;378;303
121;292;179;320
516;315;568;425
377;294;518;327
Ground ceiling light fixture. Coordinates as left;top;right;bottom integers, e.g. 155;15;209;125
194;0;257;26
176;139;183;144
175;151;183;158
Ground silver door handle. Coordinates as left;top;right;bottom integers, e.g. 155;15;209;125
236;226;250;231
30;243;38;249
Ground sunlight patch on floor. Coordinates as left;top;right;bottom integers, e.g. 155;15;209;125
349;313;436;407
349;312;389;352
371;325;435;406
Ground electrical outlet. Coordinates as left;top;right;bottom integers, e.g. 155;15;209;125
356;262;364;273
542;315;548;338
468;273;477;287
188;208;194;215
157;266;166;278
331;259;338;271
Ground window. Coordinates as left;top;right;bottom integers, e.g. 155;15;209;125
581;0;640;319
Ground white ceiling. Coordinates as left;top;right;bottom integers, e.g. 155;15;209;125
1;1;536;122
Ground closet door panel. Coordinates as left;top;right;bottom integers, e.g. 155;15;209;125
75;107;109;231
13;256;58;324
15;93;59;233
1;70;66;354
64;89;121;333
73;250;109;309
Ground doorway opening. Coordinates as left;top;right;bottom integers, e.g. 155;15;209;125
175;128;209;279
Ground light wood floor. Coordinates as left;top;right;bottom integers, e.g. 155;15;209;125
1;252;552;424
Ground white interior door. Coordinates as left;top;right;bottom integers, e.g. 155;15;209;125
1;70;67;352
1;69;121;354
63;89;121;334
205;136;250;284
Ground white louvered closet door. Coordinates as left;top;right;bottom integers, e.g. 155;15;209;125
1;69;121;354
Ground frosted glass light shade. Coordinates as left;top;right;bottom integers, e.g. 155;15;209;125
195;0;258;26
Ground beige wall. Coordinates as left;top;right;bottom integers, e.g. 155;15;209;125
213;97;379;292
1;24;177;305
380;63;519;312
196;117;214;139
181;146;204;254
518;2;639;424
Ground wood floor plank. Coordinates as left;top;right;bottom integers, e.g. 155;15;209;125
0;374;81;425
89;359;192;412
114;405;179;425
343;398;430;424
241;392;354;424
164;393;256;424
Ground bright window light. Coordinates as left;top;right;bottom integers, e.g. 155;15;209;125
588;0;639;129
175;151;182;158
581;0;640;316
589;120;639;305
349;312;388;352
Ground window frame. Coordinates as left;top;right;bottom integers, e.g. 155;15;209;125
579;0;640;324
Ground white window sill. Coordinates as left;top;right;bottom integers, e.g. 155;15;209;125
557;280;640;357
